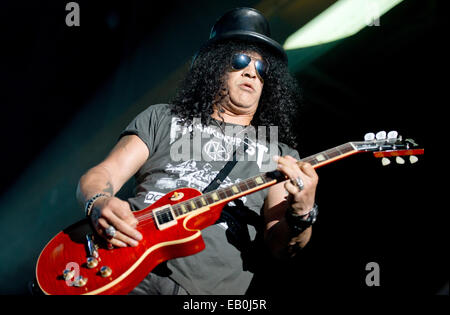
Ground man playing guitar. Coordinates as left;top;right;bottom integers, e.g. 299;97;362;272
76;8;318;295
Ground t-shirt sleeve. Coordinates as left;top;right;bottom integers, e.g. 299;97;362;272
277;142;301;160
119;104;170;157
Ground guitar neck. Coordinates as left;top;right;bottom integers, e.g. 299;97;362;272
170;142;359;218
170;171;280;218
300;142;358;169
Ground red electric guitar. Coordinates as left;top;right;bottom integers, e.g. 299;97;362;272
35;131;424;295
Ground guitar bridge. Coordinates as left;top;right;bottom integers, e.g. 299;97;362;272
153;205;177;230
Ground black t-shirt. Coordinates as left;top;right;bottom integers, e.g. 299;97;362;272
120;104;299;294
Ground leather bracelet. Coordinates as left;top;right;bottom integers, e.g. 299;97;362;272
285;203;319;235
84;193;109;217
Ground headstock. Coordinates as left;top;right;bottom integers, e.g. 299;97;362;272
352;130;424;166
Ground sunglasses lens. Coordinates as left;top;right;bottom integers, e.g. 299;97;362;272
231;54;251;70
255;60;268;79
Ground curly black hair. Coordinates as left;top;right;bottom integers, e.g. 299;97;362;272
170;39;302;149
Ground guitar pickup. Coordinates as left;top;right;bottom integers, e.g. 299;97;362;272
153;205;177;230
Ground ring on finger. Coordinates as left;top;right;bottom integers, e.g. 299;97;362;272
105;225;116;238
293;176;304;191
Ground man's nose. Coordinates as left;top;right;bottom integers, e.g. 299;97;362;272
242;61;257;78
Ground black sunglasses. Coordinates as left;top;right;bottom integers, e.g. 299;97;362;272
230;53;269;81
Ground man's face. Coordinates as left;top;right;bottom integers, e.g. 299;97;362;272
223;51;265;115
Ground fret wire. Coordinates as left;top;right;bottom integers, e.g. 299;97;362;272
337;143;352;153
177;201;185;215
326;150;340;158
246;178;256;188
262;173;276;183
224;187;234;197
194;198;203;208
238;181;248;191
302;156;316;164
177;202;187;215
335;144;346;154
172;204;181;216
192;197;204;209
218;190;226;199
205;194;214;204
219;187;228;198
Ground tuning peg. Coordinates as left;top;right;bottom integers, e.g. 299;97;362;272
387;131;398;143
376;131;387;140
395;156;405;164
409;155;419;164
381;157;391;166
364;132;375;141
387;131;398;139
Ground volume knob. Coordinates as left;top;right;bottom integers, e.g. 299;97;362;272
86;257;98;269
73;276;88;287
100;266;112;278
62;269;75;281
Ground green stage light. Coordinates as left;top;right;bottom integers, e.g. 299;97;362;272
284;0;404;50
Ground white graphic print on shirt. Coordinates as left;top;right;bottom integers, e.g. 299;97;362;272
169;117;278;170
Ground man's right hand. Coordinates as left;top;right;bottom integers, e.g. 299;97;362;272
89;196;143;248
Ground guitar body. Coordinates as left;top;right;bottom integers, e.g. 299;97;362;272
35;187;224;295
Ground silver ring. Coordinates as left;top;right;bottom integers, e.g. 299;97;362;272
294;177;304;191
105;225;116;238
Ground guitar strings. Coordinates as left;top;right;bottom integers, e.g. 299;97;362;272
132;175;275;228
130;144;351;228
131;142;406;229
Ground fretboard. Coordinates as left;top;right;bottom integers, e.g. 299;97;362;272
171;171;283;217
301;142;357;167
171;142;358;217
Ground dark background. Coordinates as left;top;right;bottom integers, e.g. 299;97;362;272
0;0;446;296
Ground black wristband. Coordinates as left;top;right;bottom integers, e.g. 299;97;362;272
285;204;319;235
84;193;109;217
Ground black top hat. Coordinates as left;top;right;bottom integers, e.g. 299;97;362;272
200;7;288;64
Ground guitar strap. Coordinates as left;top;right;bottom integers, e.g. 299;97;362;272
202;137;248;193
